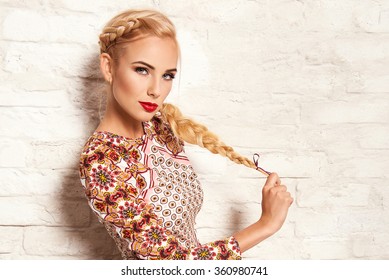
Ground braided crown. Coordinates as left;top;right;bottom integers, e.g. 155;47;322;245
99;17;141;53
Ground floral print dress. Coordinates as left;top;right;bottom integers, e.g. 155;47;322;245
79;113;242;260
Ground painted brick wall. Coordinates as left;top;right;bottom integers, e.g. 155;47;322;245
1;0;388;259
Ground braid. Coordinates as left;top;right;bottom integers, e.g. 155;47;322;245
98;9;177;55
99;17;141;53
160;103;262;173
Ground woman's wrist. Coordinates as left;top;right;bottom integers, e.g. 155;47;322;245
256;217;280;237
233;219;277;253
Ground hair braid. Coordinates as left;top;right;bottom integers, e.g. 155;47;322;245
98;9;177;55
99;18;141;53
160;103;260;172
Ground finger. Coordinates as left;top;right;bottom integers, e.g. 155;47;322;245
284;195;294;206
274;185;287;192
280;192;293;205
265;172;280;188
269;185;287;196
279;191;291;198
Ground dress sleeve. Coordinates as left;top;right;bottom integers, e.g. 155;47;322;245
79;142;242;260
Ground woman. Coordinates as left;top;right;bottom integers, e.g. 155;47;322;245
79;8;293;260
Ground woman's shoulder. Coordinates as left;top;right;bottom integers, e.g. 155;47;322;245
149;112;185;156
78;130;139;169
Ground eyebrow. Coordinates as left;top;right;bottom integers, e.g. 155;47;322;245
132;61;177;72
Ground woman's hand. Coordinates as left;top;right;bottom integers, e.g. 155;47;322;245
259;172;293;234
232;172;293;253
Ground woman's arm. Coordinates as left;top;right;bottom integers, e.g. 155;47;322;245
233;173;293;252
79;143;242;260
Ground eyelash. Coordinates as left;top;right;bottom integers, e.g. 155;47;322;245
164;73;176;80
135;67;148;75
135;67;175;80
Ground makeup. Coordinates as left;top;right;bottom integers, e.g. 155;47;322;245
139;101;158;112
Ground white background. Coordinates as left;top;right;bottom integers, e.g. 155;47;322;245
0;0;388;259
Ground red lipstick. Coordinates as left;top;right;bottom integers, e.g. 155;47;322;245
139;101;158;113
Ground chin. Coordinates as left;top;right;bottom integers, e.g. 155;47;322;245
138;112;157;122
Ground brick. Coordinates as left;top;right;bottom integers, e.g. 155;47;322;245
3;9;48;42
210;98;301;126
347;72;389;93
303;1;355;32
0;107;97;140
354;4;389;33
351;232;374;258
26;139;87;169
301;238;351;259
327;150;389;178
57;0;153;14
3;42;98;78
266;0;304;31
173;0;268;23
214;123;298;151
0;0;48;9
358;124;389;149
294;209;338;237
68;78;107;110
0;168;84;198
334;35;388;65
301;99;389;125
298;124;389;151
302;36;344;66
297;180;370;208
0;254;82;260
0;90;71;108
46;14;99;44
254;63;340;99
296;124;358;151
382;184;389;208
337;209;389;235
0;138;28;168
23;225;120;258
0;197;89;227
364;232;389;259
0;227;23;254
351;232;389;259
253;151;327;178
0;73;71;92
2;7;99;44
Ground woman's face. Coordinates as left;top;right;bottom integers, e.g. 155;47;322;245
106;35;178;123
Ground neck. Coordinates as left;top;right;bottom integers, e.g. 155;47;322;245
96;96;144;139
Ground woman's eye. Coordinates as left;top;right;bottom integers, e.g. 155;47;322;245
163;73;175;80
135;67;148;75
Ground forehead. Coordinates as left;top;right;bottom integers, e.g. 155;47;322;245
119;36;178;68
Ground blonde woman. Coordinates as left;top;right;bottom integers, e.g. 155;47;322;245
79;9;293;260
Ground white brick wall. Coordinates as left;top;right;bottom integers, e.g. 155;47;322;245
1;0;388;259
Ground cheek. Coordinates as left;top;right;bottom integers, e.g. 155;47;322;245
115;71;145;95
161;82;173;97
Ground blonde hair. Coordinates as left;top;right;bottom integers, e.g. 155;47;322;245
98;9;268;176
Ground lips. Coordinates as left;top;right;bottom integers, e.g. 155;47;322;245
139;101;158;113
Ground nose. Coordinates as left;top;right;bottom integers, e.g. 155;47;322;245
147;77;161;98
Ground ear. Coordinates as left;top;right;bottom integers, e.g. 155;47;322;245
100;53;114;84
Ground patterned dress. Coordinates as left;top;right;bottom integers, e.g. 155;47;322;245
78;113;242;260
